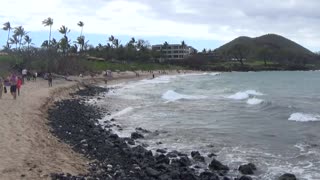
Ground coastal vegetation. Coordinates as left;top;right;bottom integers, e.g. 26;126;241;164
1;19;320;75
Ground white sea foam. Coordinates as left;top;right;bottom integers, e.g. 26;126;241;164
209;72;221;76
228;92;250;100
139;76;175;84
247;98;264;105
100;107;134;123
162;90;207;102
228;90;263;100
288;113;320;122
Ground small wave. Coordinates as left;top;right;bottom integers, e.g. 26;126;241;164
228;90;263;100
288;113;320;122
209;72;221;76
247;98;264;105
140;76;174;84
101;107;134;122
162;90;207;102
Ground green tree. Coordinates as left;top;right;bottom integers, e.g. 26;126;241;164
42;17;53;47
24;35;33;51
58;25;71;55
9;34;19;49
181;40;186;49
13;26;26;50
108;35;115;48
229;44;249;66
2;22;12;48
77;21;84;37
75;36;88;52
258;47;272;66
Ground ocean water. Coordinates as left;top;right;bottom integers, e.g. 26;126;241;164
98;71;320;179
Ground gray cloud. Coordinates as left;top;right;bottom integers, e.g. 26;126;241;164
132;0;320;50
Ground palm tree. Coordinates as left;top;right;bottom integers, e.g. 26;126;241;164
113;39;119;48
42;17;53;47
181;40;187;50
2;22;12;48
108;35;115;48
14;26;26;50
24;35;33;50
75;36;88;52
77;21;84;37
58;25;71;54
58;25;70;37
9;34;19;49
163;41;169;49
41;40;49;48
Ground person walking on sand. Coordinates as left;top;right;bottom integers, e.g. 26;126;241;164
9;73;18;100
16;76;22;96
33;71;37;81
48;73;53;87
22;68;27;84
0;76;3;99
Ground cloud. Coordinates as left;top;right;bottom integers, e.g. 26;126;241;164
0;0;319;51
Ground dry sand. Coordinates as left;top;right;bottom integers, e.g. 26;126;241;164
0;79;88;180
0;70;197;179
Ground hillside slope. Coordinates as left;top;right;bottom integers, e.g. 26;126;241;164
215;34;315;63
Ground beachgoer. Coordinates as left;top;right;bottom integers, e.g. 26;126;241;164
17;76;22;96
33;72;37;81
0;76;3;99
48;73;53;87
9;73;18;100
4;77;10;94
22;68;27;84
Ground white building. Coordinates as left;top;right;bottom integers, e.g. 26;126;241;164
152;44;196;60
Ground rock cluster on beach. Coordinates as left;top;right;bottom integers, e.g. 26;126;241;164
48;85;296;180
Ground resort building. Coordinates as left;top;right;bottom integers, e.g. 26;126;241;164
152;44;196;60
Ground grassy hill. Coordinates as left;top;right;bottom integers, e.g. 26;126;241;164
214;34;316;65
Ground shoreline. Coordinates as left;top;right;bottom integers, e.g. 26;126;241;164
0;71;297;179
47;72;275;180
0;70;201;179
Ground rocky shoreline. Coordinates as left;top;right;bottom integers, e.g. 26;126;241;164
48;86;296;180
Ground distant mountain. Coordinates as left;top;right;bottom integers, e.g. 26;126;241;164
214;34;315;63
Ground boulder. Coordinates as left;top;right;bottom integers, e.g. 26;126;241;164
146;167;161;177
199;171;220;180
209;159;229;171
238;163;256;175
156;149;167;154
207;153;217;158
131;132;144;139
156;154;170;164
278;173;297;180
239;176;252;180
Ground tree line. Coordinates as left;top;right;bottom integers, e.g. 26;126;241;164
1;18;194;63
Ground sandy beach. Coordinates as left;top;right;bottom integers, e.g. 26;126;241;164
0;78;89;180
0;70;189;179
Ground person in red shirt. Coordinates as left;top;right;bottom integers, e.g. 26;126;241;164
17;76;22;96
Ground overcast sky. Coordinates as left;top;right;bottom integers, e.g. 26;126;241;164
0;0;319;51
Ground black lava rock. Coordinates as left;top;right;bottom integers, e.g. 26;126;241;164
238;163;257;175
131;132;144;139
191;151;205;163
208;159;229;171
278;173;297;180
199;171;220;180
238;176;253;180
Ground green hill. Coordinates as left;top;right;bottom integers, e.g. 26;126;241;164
215;34;316;64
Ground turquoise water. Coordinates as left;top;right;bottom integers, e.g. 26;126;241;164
101;71;320;179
